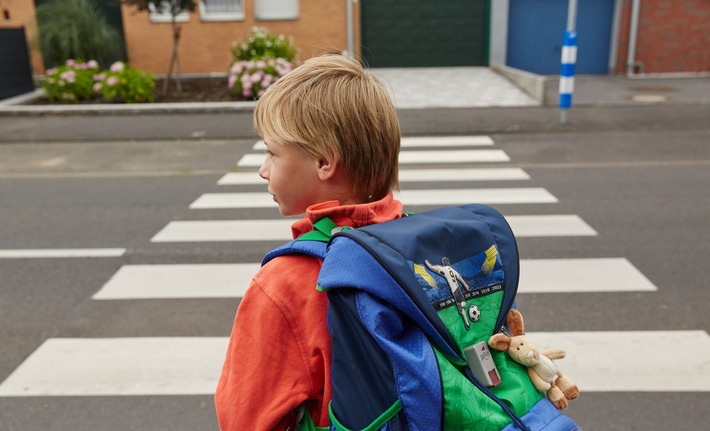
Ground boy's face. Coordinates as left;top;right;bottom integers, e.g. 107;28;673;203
258;133;324;216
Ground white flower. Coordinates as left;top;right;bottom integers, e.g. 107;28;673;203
109;61;125;73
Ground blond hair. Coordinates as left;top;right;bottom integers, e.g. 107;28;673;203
254;54;400;202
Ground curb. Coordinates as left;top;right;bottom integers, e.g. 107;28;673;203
0;89;257;116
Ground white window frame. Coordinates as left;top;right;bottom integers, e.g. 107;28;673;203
199;0;244;22
149;2;190;23
255;0;299;21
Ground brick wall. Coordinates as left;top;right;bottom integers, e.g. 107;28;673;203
0;0;44;75
121;0;356;75
615;0;710;74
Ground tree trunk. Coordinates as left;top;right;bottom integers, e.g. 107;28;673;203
162;18;182;95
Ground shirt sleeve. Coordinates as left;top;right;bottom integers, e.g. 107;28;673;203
215;276;312;431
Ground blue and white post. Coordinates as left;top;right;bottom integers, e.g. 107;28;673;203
560;0;578;125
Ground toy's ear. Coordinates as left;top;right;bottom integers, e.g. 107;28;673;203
488;333;511;351
507;309;525;336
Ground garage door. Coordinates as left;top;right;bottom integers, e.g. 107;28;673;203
361;0;489;68
507;0;615;75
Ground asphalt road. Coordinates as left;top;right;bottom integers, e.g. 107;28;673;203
0;107;708;430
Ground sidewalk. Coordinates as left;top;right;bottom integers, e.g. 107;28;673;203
1;67;708;115
1;67;709;141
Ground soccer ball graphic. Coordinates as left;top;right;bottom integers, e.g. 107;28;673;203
468;305;481;322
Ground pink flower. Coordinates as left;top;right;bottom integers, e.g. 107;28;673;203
46;68;57;75
251;73;262;83
230;63;244;74
93;73;106;81
257;89;266;98
228;74;237;90
65;59;76;66
109;61;125;73
242;88;253;98
87;60;99;69
60;70;76;83
106;76;119;86
93;82;102;92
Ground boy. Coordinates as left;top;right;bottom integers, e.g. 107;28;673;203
215;54;403;430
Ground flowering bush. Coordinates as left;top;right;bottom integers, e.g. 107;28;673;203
228;58;293;99
44;60;155;104
231;27;297;62
43;59;100;103
93;61;156;103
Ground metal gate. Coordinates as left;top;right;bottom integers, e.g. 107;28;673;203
360;0;489;68
506;0;615;75
0;28;35;100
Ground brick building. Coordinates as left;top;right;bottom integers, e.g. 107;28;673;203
120;0;357;75
1;0;708;77
0;0;44;74
614;0;709;74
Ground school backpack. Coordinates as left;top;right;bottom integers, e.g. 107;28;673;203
263;203;580;431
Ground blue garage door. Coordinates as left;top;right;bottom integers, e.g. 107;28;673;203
507;0;615;75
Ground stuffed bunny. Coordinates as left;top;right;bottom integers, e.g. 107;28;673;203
488;309;579;410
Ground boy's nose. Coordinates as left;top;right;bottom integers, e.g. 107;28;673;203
258;161;268;180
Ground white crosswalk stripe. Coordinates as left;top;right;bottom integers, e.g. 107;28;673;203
189;188;557;209
217;168;531;185
0;338;228;396
237;149;510;167
151;215;597;242
90;258;655;300
2;331;708;396
0;248;126;259
92;264;257;299
251;135;495;150
528;330;710;392
519;258;658;293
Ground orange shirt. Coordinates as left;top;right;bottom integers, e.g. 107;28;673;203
215;194;403;430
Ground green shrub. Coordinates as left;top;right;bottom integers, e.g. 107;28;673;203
43;60;100;103
94;61;156;103
231;27;297;62
36;0;123;68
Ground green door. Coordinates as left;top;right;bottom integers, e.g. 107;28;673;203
361;0;489;68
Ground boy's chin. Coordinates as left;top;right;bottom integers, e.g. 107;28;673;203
278;206;307;217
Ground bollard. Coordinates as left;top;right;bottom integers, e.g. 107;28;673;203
559;30;577;125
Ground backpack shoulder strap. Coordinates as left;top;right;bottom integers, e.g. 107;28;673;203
261;217;345;265
262;239;327;265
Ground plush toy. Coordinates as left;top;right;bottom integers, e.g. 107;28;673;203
488;309;579;410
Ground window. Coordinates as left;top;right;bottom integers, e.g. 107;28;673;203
149;2;190;23
200;0;244;21
255;0;299;21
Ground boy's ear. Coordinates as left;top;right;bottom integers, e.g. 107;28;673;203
316;153;339;181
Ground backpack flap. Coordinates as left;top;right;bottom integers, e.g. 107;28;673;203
323;203;520;356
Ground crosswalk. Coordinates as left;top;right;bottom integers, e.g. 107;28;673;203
2;136;709;412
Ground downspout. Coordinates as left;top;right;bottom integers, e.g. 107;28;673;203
626;0;641;76
346;0;354;58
